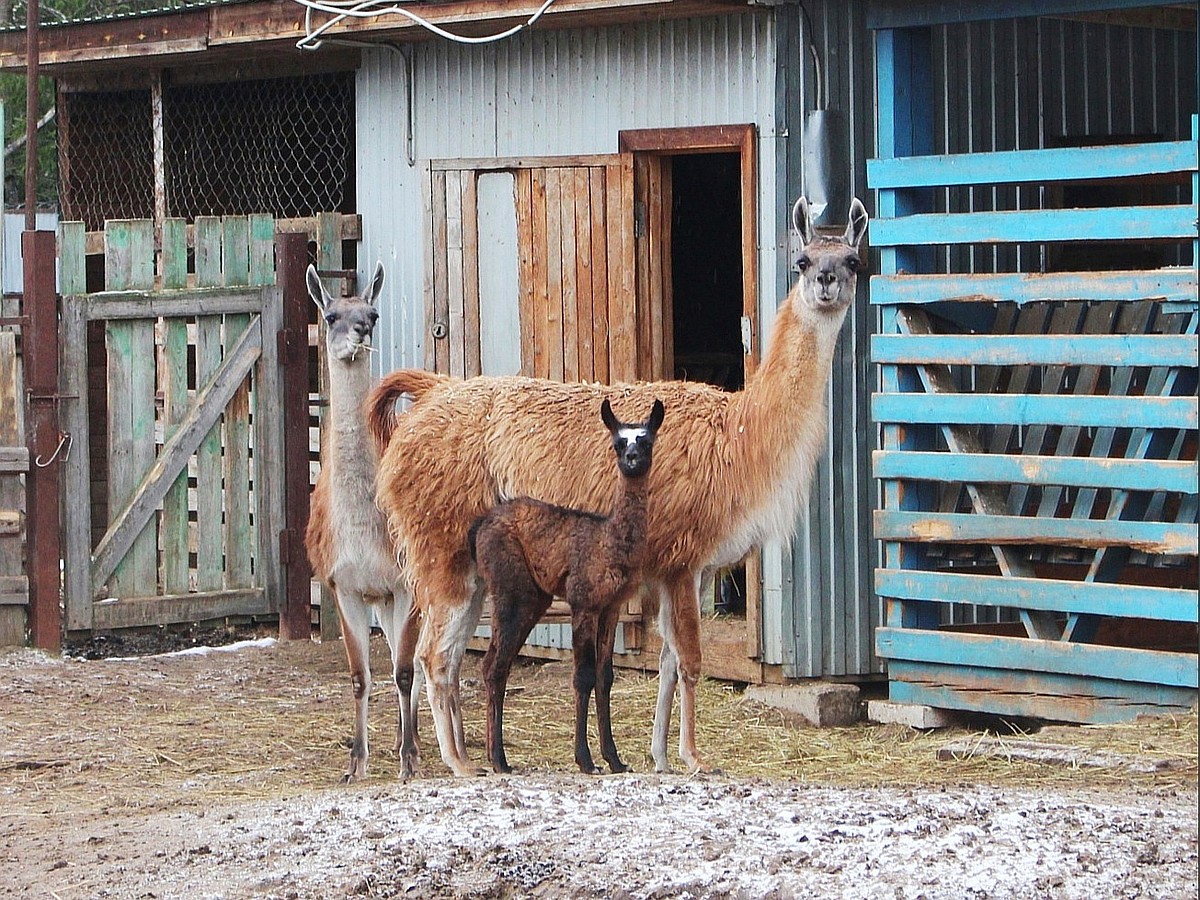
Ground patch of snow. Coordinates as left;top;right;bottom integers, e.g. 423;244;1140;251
103;637;279;662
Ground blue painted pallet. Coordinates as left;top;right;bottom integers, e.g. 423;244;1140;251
870;32;1198;724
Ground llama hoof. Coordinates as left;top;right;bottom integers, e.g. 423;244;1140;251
607;760;629;774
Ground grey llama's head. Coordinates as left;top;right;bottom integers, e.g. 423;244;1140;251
791;197;869;312
307;261;385;363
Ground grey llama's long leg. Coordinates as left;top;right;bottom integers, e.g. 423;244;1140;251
334;588;374;783
379;591;423;781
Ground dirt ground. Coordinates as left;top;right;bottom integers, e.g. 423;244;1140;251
0;632;1196;900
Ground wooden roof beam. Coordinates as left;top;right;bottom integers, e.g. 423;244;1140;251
0;0;749;73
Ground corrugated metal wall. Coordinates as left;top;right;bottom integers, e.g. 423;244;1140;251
929;15;1197;275
356;7;890;676
779;1;880;678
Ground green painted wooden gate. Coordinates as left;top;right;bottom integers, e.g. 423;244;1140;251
59;215;287;633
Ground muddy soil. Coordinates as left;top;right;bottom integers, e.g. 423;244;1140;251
0;636;1195;899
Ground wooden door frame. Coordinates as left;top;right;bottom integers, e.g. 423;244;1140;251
617;123;760;378
617;124;763;662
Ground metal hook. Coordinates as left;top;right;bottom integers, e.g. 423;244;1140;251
34;431;71;468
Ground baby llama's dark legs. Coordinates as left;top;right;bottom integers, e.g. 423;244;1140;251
569;611;602;774
594;600;628;773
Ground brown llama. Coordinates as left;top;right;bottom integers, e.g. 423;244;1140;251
366;196;868;777
470;398;665;775
303;262;438;783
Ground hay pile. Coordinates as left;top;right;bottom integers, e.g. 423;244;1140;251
0;636;1194;821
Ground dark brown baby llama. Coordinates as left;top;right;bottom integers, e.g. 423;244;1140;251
469;398;665;775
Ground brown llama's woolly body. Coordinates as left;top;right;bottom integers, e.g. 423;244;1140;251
373;304;832;598
367;197;868;776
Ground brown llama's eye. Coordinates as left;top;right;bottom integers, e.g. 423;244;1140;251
796;256;810;272
324;313;337;325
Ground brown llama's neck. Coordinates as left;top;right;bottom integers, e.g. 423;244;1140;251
720;288;852;544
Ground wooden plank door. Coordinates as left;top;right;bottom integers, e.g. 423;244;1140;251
424;154;641;383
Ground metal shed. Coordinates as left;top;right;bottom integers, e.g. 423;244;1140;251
1;2;1193;715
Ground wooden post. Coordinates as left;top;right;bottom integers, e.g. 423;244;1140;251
24;229;60;650
277;231;313;640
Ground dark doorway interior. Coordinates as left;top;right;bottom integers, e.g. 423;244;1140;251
669;151;747;615
670;152;745;393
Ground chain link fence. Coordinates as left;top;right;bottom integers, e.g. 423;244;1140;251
58;70;354;230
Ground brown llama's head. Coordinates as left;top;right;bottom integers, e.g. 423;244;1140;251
307;261;384;363
600;398;665;480
791;197;869;313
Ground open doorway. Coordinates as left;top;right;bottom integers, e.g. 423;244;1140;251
670;153;746;393
620;125;758;624
667;152;748;616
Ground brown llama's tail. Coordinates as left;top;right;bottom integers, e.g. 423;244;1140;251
365;369;449;453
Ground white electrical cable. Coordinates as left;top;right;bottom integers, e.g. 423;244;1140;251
293;0;559;50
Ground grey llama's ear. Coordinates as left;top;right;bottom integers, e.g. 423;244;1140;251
792;196;816;247
600;398;619;433
844;198;869;251
306;264;329;311
366;261;385;306
647;399;665;433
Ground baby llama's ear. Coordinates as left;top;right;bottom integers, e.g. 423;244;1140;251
648;399;665;433
600;398;619;433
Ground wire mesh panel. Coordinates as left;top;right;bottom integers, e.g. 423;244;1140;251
58;88;154;228
58;72;354;231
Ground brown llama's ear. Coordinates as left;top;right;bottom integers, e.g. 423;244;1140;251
600;398;619;433
792;196;816;247
844;198;869;251
306;264;329;311
647;399;665;433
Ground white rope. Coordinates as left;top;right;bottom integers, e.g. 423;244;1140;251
293;0;559;50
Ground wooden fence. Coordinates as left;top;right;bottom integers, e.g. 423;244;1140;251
869;35;1198;725
0;330;26;643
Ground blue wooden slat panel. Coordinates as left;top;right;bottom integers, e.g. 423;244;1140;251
876;627;1199;689
872;450;1197;494
871;334;1198;367
874;510;1197;556
867;140;1197;189
871;204;1196;246
886;662;1198;724
875;568;1199;623
870;269;1198;306
872;392;1197;429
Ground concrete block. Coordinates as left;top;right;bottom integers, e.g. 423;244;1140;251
867;699;957;729
745;682;862;727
